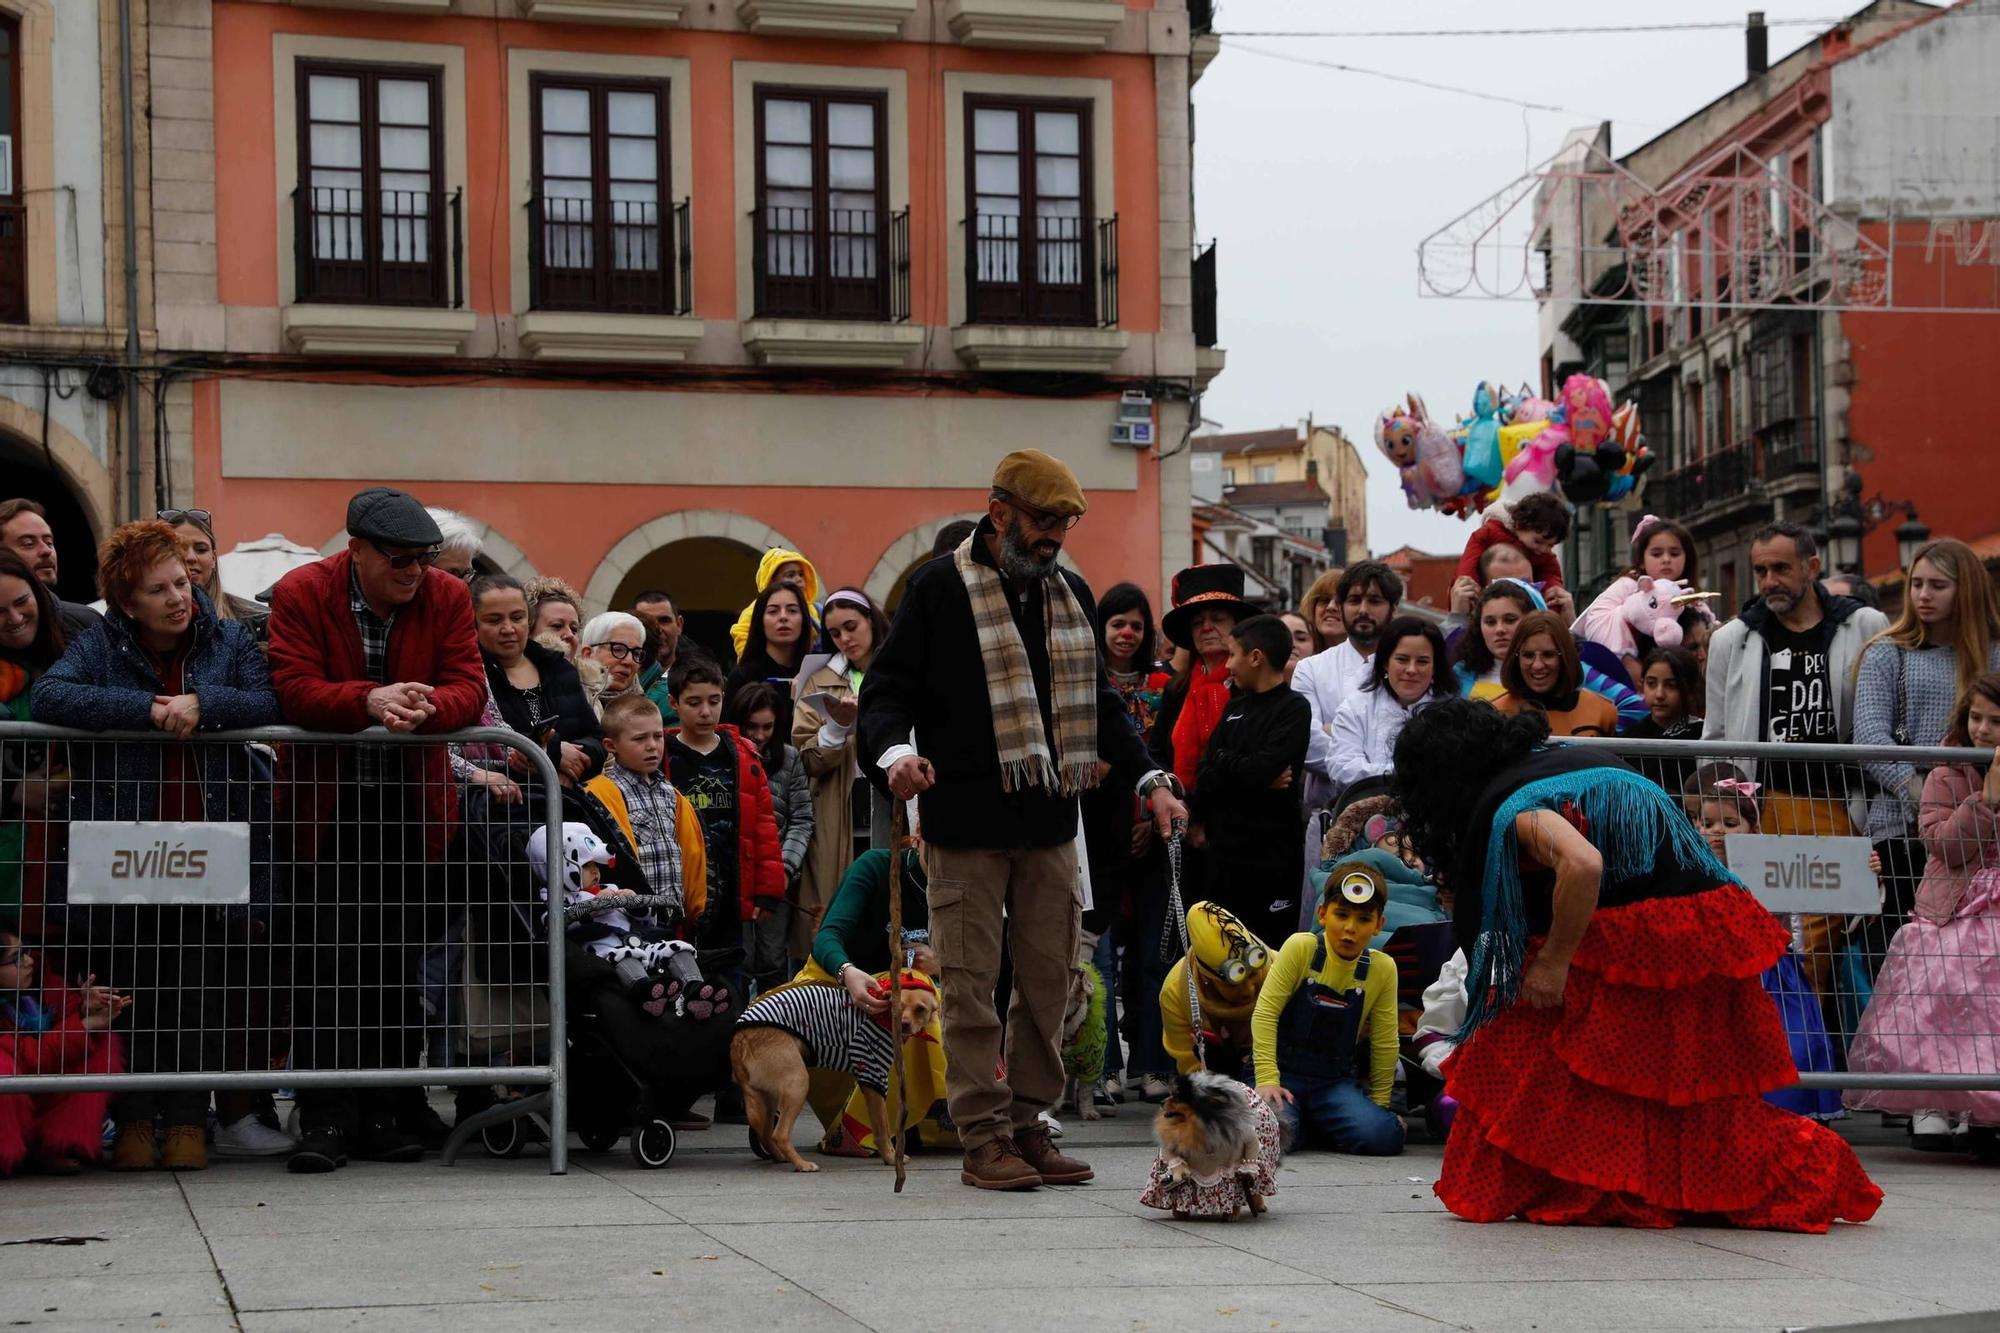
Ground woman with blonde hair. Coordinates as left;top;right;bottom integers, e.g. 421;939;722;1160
1854;536;2000;944
1300;567;1346;654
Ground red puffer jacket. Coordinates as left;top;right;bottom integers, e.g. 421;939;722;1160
669;723;786;918
266;551;487;862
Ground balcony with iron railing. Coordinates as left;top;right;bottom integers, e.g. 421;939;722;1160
283;184;474;356
953;212;1127;371
751;202;909;323
293;184;462;309
1758;415;1820;484
1193;240;1217;348
529;195;691;317
739;200;921;368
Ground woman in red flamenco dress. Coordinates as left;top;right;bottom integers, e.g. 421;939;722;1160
1390;699;1881;1231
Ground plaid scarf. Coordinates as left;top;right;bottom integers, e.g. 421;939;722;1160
953;534;1100;797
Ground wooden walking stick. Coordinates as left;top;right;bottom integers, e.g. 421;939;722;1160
886;799;911;1193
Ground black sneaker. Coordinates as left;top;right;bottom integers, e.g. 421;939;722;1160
287;1126;347;1174
354;1119;425;1163
396;1100;452;1152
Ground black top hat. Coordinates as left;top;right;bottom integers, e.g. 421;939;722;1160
1162;564;1262;650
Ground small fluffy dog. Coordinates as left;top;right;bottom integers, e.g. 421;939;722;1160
1140;1072;1282;1221
730;975;938;1174
1060;961;1110;1121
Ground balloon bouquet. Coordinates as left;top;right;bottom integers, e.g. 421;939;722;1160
1373;374;1655;519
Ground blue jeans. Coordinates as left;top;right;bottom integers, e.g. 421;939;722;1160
1091;924;1123;1079
1277;1074;1404;1156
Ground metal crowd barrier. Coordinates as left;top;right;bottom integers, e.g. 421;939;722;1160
0;723;569;1173
1571;735;2000;1099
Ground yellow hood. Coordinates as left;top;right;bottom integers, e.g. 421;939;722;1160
729;548;824;656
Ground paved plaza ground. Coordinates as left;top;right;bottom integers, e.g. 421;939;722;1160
3;1107;1995;1332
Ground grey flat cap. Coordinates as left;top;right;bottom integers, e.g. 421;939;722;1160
346;487;443;548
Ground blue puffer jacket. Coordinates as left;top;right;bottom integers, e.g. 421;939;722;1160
30;590;282;906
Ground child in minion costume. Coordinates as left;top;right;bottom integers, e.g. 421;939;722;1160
1160;901;1274;1080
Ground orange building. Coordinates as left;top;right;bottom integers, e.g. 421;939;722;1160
19;0;1225;654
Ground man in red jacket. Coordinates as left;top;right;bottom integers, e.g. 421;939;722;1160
266;488;486;1174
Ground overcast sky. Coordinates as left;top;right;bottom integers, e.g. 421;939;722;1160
1191;0;1860;557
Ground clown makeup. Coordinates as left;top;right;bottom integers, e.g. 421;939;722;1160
1641;532;1687;582
1697;799;1757;859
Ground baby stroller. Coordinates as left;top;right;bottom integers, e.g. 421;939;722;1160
440;793;692;1171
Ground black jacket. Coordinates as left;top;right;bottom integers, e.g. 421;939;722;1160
482;639;605;781
857;519;1154;849
1193;682;1310;849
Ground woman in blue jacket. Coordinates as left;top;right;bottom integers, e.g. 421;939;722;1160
32;520;280;1172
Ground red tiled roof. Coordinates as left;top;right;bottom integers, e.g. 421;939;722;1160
1195;428;1304;456
1223;481;1331;506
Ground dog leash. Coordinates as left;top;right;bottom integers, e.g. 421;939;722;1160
1161;823;1206;1068
886;801;910;1194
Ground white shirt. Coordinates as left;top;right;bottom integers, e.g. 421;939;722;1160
1291;640;1373;778
1328;686;1427;792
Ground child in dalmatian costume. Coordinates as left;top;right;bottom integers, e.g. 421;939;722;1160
527;823;729;1021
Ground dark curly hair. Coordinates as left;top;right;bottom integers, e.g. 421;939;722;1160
1391;697;1548;880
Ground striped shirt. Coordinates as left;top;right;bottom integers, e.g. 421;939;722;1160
349;565;398;783
737;984;896;1095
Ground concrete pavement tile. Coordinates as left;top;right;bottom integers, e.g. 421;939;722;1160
235;1292;871;1333
3;1320;242;1332
3;1270;233;1322
0;1224;217;1280
173;1156;629;1202
183;1189;673;1237
1674;1219;2000;1311
1350;1276;1957;1330
749;1238;1323;1293
812;1281;1448;1333
1094;1181;1449;1218
214;1222;774;1312
698;1214;1214;1264
1228;1212;1787;1284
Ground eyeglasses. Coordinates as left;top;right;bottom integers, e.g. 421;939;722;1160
1003;496;1081;533
0;947;24;968
369;541;443;571
157;508;213;527
587;641;641;661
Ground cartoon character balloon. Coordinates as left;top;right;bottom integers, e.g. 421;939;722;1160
1374;393;1468;510
1461;382;1511;491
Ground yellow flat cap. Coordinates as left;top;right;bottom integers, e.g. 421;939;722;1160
991;449;1088;517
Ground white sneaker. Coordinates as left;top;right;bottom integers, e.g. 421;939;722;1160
1037;1109;1065;1138
215;1114;298;1158
1139;1074;1173;1103
1910;1109;1955;1151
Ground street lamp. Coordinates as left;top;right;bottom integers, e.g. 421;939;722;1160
1827;512;1864;575
1894;514;1932;571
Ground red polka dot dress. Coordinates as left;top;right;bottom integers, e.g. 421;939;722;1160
1433;750;1882;1233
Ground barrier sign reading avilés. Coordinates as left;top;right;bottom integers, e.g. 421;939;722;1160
67;821;252;906
1724;833;1880;916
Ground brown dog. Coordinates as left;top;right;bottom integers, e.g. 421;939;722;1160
730;978;939;1173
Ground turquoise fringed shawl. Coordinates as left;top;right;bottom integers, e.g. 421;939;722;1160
1459;762;1739;1039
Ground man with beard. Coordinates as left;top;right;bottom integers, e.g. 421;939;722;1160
859;450;1188;1192
0;498;102;638
1291;561;1403;790
1706;522;1887;840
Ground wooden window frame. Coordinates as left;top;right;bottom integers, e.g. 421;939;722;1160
964;95;1095;327
752;86;891;322
529;73;676;315
0;16;25;325
294;58;447;308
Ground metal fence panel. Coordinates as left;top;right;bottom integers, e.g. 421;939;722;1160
1571;736;2000;1102
0;723;568;1173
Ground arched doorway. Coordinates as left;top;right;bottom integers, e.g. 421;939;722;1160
0;428;102;605
612;539;762;665
586;510;809;668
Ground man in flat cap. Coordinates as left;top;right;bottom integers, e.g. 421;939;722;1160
860;450;1188;1191
266;487;487;1174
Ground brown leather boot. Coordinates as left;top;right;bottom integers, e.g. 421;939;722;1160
1014;1123;1094;1185
110;1121;156;1172
960;1137;1043;1191
161;1124;209;1172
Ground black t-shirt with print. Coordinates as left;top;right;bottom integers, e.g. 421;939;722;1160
1763;619;1844;799
669;733;740;933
